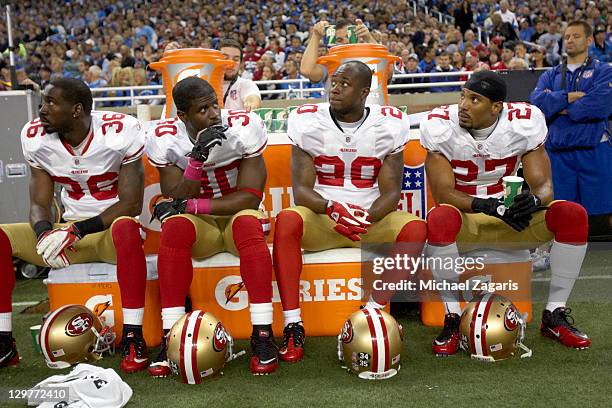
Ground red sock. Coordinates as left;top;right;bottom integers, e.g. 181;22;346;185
372;219;427;305
0;229;15;313
158;217;196;309
273;210;304;311
111;219;147;309
546;201;588;245
232;215;272;303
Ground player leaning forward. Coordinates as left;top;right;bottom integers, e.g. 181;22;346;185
0;78;150;372
273;61;427;363
146;77;277;375
421;71;591;356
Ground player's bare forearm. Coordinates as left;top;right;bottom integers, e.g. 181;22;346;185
291;145;328;213
300;29;324;82
29;167;55;226
425;151;476;212
209;155;266;215
97;159;144;228
157;165;202;199
367;152;403;221
521;146;554;205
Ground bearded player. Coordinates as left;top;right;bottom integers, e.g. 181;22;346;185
0;78;149;372
146;76;277;376
273;61;427;363
421;70;591;356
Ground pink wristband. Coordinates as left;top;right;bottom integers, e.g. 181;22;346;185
186;198;211;215
183;158;204;181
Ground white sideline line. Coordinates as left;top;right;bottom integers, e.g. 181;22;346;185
12;301;39;306
532;275;612;282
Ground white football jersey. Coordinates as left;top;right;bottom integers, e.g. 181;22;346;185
145;109;267;198
419;103;547;199
288;103;409;209
21;112;145;221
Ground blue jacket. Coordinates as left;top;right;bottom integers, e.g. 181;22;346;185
589;40;612;63
529;58;612;150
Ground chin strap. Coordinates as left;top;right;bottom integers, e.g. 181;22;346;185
518;312;533;359
224;332;246;362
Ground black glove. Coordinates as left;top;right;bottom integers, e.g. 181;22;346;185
151;198;187;223
188;124;228;162
507;192;543;219
471;197;530;232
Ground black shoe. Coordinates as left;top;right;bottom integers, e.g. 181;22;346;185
0;335;19;368
148;332;171;377
432;313;461;356
249;325;278;375
119;327;149;373
279;322;305;363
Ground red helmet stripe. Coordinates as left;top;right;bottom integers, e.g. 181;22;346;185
374;308;390;372
480;296;495;357
190;311;204;384
469;297;481;354
361;308;379;373
179;312;190;384
41;305;71;364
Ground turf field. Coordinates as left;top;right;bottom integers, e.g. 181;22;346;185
3;247;612;408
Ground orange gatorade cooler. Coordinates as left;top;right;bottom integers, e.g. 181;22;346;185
189;248;384;339
419;249;533;326
317;44;400;105
149;48;234;117
45;256;163;346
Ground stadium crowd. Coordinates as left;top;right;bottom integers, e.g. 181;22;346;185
0;0;610;99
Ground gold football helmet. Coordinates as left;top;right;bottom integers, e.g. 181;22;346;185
167;310;239;384
459;293;532;362
39;304;115;369
337;307;403;380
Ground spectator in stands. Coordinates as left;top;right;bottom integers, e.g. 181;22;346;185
279;59;305;99
218;38;261;111
392;51;426;94
452;51;466;71
418;46;437;73
284;35;305;56
514;41;530;65
519;18;535;42
508;57;529;69
300;18;376;84
265;38;286;72
454;0;474;35
431;51;460;93
258;65;280;100
530;20;612;236
86;65;107;88
49;56;65;81
496;0;519;30
500;41;516;67
120;45;135;68
488;50;506;70
538;21;562;66
531;18;547;43
589;24;612;62
530;46;550;68
490;13;518;43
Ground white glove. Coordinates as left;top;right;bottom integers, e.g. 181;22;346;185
43;252;71;269
36;225;81;261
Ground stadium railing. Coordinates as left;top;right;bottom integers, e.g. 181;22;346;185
89;69;550;108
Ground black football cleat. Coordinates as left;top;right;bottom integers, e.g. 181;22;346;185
432;313;461;356
249;326;279;375
0;336;19;368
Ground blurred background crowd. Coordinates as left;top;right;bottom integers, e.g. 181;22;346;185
0;0;610;102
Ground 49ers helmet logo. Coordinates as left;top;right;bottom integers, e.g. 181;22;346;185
212;322;228;352
504;305;519;331
340;320;354;344
65;313;93;337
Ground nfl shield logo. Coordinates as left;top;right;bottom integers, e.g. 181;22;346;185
398;164;427;219
230;90;237;100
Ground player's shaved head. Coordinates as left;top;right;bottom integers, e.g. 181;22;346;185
339;61;373;90
49;78;93;114
173;76;216;113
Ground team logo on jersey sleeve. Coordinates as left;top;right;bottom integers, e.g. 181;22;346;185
398;163;427;219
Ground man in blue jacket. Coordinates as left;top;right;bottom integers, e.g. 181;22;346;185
589;24;612;63
530;20;612;235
